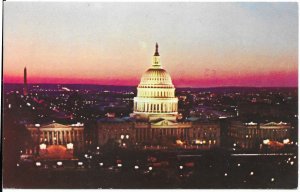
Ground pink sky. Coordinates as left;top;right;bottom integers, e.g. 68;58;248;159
3;3;298;87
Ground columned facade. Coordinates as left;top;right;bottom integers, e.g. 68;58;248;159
26;122;85;154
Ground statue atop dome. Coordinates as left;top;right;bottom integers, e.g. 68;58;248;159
152;43;162;68
154;42;160;56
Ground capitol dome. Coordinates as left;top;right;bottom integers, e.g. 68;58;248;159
133;43;178;121
139;68;174;88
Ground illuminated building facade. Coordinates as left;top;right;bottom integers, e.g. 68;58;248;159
97;118;220;148
97;44;220;148
228;121;291;149
25;122;85;155
132;43;178;121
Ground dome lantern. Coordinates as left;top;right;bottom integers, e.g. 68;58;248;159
152;43;162;69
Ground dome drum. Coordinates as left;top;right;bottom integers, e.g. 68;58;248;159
137;87;175;98
133;97;178;114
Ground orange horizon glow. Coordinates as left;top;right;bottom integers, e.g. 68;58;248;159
4;70;297;88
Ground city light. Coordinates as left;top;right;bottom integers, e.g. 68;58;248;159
78;162;83;166
57;161;63;166
250;171;254;176
237;163;241;167
35;162;41;167
290;161;294;165
176;140;184;145
148;166;153;171
271;178;275;182
224;173;228;176
263;139;270;145
283;139;290;144
134;165;139;170
67;143;73;150
39;143;47;150
120;135;125;139
99;162;104;167
179;165;183;170
117;163;122;167
126;135;129;139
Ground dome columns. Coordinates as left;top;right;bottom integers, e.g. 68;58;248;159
133;98;178;113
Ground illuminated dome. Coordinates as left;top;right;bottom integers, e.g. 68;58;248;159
133;43;178;121
139;68;174;88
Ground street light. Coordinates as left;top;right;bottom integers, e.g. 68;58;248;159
263;139;270;145
283;139;290;144
78;162;83;166
36;162;41;167
120;135;124;139
67;143;73;150
126;135;129;139
57;161;63;166
179;165;183;170
148;166;153;171
39;143;47;150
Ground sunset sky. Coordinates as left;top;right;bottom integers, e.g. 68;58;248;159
3;2;298;87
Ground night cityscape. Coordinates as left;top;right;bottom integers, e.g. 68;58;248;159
3;81;298;188
2;2;298;190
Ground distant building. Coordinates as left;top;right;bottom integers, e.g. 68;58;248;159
97;44;220;149
228;121;291;149
25;122;85;156
23;67;28;96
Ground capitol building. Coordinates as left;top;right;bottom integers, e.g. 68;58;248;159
133;43;178;122
97;44;220;148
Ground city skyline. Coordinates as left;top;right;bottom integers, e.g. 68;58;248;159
3;2;298;87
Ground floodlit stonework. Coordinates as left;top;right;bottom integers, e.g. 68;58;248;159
132;43;178;121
